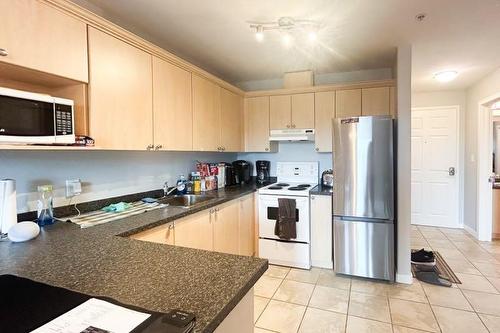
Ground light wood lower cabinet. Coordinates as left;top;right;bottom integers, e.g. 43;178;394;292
238;194;255;256
1;0;88;82
174;209;214;251
214;202;240;255
88;27;153;150
129;222;174;245
310;194;333;269
130;194;256;256
152;56;193;151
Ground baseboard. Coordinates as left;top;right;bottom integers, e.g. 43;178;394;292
312;260;333;270
396;272;413;284
464;225;478;239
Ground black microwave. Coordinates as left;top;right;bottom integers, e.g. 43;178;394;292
0;87;75;145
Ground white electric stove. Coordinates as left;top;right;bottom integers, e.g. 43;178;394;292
258;162;319;269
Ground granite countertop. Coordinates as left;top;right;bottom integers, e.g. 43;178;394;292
0;183;267;333
310;184;333;196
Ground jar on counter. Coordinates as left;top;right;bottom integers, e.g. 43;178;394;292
37;185;54;226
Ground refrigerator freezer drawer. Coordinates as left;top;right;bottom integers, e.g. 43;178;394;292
259;238;311;269
333;217;394;281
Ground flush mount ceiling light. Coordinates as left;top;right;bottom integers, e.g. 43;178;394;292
248;17;319;46
433;70;459;82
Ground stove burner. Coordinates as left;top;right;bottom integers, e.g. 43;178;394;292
276;183;290;187
268;186;283;190
297;184;311;188
288;186;307;191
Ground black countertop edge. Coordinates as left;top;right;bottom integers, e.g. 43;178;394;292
310;184;333;196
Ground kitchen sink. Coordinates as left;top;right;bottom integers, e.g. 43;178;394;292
158;194;214;208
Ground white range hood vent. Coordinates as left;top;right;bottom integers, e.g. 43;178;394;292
269;129;315;142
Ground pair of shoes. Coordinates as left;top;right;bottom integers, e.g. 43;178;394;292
411;249;435;265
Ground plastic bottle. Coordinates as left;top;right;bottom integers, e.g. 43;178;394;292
37;185;54;226
176;175;187;194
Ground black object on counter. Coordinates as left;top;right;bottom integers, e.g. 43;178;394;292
232;160;251;184
0;274;194;333
256;160;271;184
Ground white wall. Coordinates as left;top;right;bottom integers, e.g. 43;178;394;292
237;68;393;91
396;45;412;284
464;68;500;233
411;90;467;226
237;142;332;178
0;150;236;213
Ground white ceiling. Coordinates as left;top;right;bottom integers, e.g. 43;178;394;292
72;0;500;91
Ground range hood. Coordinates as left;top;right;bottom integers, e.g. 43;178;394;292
269;129;315;141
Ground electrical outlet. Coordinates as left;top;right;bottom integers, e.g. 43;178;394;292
66;179;82;198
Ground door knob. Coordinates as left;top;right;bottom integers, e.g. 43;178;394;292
0;48;8;56
448;167;456;176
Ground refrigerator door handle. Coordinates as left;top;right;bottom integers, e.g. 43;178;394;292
334;215;393;224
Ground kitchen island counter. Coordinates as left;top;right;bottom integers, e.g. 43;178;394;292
0;184;267;333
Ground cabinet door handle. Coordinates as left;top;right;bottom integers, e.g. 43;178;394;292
315;148;319;151
222;147;226;151
155;145;163;150
168;224;174;230
265;147;269;151
311;196;315;200
0;48;8;56
286;125;290;128
291;124;296;128
146;144;154;150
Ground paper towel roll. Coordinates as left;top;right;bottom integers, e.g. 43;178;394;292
0;179;17;234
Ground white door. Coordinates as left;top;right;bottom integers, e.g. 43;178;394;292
411;106;459;228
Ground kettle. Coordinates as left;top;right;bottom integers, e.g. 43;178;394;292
0;179;17;234
321;170;334;188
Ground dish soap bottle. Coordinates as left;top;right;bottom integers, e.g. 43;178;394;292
176;175;187;194
37;185;54;226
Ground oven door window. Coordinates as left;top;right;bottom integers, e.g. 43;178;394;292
267;207;299;222
0;95;54;136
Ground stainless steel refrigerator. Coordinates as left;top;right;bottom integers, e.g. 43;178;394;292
332;115;395;281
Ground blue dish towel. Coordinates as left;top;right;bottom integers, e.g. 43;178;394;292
101;202;132;213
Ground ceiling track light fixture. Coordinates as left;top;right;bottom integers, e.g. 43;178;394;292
248;17;319;44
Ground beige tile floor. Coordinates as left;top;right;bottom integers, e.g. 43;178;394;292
253;225;500;333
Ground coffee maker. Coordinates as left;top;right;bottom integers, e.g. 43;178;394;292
232;160;251;184
256;160;270;184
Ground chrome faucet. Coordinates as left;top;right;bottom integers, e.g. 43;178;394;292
163;181;177;197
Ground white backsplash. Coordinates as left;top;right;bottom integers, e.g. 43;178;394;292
0;150;236;213
237;142;332;179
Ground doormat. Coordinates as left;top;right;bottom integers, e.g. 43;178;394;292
411;250;461;284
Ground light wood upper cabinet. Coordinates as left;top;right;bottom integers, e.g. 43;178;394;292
362;87;391;116
152;57;192;151
130;222;174;245
192;74;221;151
270;95;291;129
88;27;153;150
336;89;362;118
0;0;88;82
213;202;239;255
314;91;335;152
291;93;314;128
220;88;243;152
244;96;274;152
238;194;255;256
174;210;214;251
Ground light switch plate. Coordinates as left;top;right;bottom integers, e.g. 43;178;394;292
65;179;82;198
